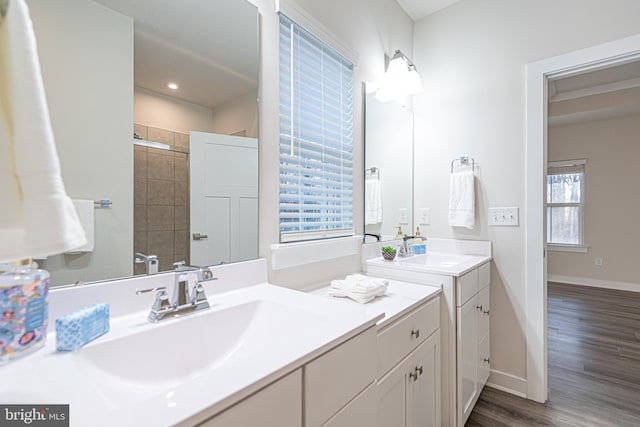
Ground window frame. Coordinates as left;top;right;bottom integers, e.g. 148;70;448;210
546;159;588;252
277;12;355;244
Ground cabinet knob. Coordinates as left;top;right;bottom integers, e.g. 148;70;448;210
483;309;490;316
409;371;418;382
483;357;490;364
411;329;420;339
416;365;423;376
476;305;483;311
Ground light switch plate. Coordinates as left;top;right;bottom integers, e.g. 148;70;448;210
418;208;430;225
488;207;519;226
398;208;409;224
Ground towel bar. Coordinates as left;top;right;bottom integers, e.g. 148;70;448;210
451;157;475;173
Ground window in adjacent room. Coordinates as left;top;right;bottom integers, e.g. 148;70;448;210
278;14;354;243
547;159;587;252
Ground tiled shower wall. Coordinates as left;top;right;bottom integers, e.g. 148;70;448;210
133;124;190;274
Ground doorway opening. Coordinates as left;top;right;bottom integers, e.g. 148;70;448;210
525;34;640;403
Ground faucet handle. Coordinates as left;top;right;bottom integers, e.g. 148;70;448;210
190;283;209;306
136;287;171;312
173;261;186;270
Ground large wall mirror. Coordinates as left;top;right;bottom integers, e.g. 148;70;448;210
28;0;259;286
364;83;414;242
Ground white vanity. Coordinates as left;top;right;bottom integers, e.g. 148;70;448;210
0;259;387;427
363;238;492;427
312;278;442;427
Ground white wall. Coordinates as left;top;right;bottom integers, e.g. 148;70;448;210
211;90;259;138
548;113;640;288
28;0;133;286
413;0;640;393
134;87;214;134
248;0;415;288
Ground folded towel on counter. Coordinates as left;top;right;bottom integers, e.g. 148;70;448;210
364;178;383;225
329;274;389;304
448;170;475;229
0;0;86;262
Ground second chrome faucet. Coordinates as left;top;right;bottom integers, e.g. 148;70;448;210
136;265;218;322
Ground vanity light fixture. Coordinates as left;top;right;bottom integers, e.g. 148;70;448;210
167;82;179;90
375;49;423;103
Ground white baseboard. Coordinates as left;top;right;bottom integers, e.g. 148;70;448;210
486;369;527;398
548;274;640;293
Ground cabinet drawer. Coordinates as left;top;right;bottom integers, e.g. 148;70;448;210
456;268;479;307
378;297;440;377
479;262;490;290
305;327;377;427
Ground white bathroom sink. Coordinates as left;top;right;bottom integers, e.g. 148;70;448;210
400;252;472;268
76;299;319;389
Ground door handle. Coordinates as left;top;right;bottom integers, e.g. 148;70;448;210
192;233;208;240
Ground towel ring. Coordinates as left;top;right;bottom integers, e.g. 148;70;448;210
451;157;475;173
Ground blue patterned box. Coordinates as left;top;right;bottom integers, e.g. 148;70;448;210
55;303;110;351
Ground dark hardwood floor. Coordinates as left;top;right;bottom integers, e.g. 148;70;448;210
467;282;640;426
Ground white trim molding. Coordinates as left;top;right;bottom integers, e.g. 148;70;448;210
548;275;640;293
486;369;527;399
526;33;640;404
270;236;362;270
547;244;589;253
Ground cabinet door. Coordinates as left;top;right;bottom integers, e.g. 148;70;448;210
477;286;490;340
201;369;302;427
407;330;441;427
322;382;377;427
377;352;412;427
478;332;490;389
457;296;478;426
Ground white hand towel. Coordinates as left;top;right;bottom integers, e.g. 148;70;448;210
365;178;383;225
0;0;86;262
448;170;475;229
328;274;389;304
65;200;95;253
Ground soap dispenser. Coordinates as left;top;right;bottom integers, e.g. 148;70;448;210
413;227;427;254
395;226;405;240
0;259;50;364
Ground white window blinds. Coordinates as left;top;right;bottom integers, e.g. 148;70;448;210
278;14;354;243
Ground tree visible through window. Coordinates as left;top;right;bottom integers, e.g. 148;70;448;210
547;160;585;246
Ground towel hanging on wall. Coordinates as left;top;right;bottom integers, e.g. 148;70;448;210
0;0;86;262
448;170;475;229
365;177;383;225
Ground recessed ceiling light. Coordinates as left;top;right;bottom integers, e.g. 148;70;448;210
167;82;179;90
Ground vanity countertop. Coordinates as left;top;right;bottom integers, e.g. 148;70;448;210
0;262;382;427
364;252;491;277
310;276;442;330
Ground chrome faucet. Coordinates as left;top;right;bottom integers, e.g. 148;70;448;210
400;235;426;257
135;253;159;275
136;269;218;322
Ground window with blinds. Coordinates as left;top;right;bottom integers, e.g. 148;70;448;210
547;160;586;247
278;14;354;243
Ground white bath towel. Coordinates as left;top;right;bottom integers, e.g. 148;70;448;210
448;170;475;229
0;0;86;262
329;274;388;304
365;178;383;225
65;200;95;253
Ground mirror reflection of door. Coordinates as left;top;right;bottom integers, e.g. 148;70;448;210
190;132;258;266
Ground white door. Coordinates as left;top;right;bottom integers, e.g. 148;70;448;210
408;331;441;427
190;131;258;266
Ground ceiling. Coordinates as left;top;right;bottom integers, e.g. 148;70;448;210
395;0;463;21
94;0;258;110
548;60;640;126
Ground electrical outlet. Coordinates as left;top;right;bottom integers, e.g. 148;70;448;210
418;208;430;225
595;257;603;266
398;208;409;225
488;207;519;226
